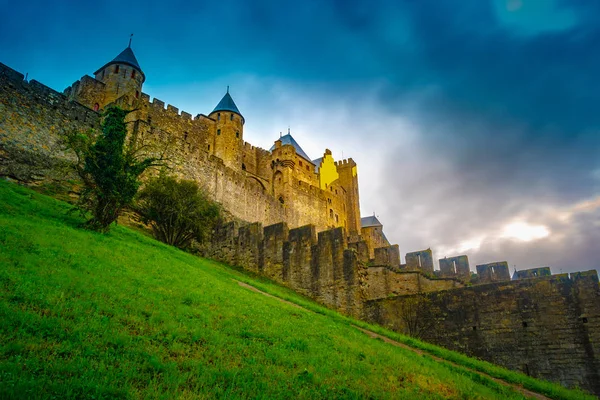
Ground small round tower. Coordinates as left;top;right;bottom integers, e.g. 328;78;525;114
93;44;145;109
208;88;244;170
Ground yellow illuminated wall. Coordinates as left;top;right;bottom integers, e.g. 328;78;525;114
318;153;339;189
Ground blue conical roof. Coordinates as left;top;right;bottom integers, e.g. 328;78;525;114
212;91;242;116
269;133;312;162
94;46;145;81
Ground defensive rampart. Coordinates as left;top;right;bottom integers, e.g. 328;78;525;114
202;222;369;316
0;62;101;186
363;271;600;395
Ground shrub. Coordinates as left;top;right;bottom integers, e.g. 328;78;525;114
135;174;221;249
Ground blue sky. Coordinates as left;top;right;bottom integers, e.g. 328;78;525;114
2;0;599;273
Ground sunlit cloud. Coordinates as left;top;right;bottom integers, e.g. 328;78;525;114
500;221;550;242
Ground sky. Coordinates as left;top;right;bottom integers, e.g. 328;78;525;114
2;0;599;274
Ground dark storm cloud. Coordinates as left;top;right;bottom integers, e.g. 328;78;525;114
1;0;598;270
368;0;600;271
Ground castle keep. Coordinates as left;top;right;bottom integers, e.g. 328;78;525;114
62;45;365;241
1;45;598;395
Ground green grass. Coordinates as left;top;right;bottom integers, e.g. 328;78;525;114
0;179;592;399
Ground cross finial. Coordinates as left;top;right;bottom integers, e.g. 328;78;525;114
288;126;290;135
227;85;229;94
128;33;133;48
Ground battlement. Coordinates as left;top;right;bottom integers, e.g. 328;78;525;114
141;96;205;127
334;158;356;168
242;141;269;155
476;261;510;283
0;64;100;126
514;266;551;280
204;222;366;315
405;249;434;274
0;62;25;83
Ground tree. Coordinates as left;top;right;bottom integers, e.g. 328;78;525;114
135;174;222;249
66;106;157;232
398;295;437;339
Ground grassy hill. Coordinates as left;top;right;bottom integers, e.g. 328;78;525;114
0;179;593;399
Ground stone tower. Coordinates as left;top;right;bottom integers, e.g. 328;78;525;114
92;45;145;109
270;138;296;208
336;158;361;237
208;89;244;170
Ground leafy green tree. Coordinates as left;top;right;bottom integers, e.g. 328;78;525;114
135;174;222;249
66;106;157;232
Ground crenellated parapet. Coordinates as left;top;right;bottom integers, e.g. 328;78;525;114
203;222;368;316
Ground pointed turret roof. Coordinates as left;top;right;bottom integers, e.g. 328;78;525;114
270;133;312;162
212;90;242;116
94;46;145;81
361;215;383;228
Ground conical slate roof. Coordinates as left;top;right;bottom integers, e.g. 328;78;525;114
361;215;383;228
270;133;312;162
94;46;145;81
212;91;242;116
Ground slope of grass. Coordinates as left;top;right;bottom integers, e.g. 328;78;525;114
0;179;592;399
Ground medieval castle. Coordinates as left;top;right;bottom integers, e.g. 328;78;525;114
1;44;598;395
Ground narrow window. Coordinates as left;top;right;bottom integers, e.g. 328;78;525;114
522;322;528;328
328;198;331;204
123;69;126;77
115;65;119;73
299;160;303;167
242;163;246;171
306;165;309;171
93;103;99;112
330;209;333;218
217;113;220;121
102;70;105;79
335;214;339;223
135;90;139;98
279;196;284;204
217;129;221;136
131;70;136;78
230;113;234;121
298;180;301;185
582;317;589;323
208;145;210;151
236;131;239;138
184;132;188;140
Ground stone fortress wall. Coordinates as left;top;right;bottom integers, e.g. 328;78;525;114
1;55;599;395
